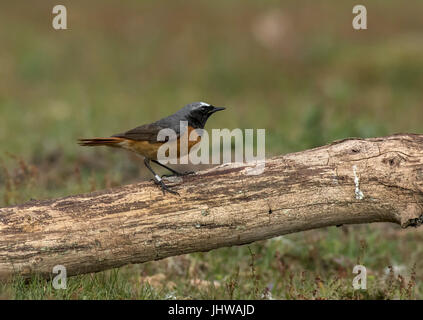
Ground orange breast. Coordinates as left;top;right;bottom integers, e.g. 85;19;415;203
123;126;202;160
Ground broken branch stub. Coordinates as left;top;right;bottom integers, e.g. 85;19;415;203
0;134;423;280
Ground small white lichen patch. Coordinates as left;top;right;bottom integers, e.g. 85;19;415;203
243;160;266;176
353;165;364;200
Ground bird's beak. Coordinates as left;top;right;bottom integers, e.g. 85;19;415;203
209;106;226;114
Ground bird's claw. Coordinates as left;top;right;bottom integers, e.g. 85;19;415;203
153;179;179;196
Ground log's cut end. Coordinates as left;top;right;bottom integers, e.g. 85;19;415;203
401;204;423;228
0;133;423;280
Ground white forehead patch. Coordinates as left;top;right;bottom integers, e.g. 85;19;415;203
190;101;210;110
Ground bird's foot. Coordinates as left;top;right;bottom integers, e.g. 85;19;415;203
152;179;180;196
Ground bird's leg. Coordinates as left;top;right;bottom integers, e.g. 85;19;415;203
144;158;179;195
151;159;195;177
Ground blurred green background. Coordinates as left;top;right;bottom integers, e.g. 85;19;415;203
0;0;422;299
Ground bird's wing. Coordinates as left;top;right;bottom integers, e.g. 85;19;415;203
112;123;180;143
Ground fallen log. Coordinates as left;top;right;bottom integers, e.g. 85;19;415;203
1;134;423;280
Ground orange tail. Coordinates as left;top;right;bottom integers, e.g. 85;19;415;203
78;137;124;147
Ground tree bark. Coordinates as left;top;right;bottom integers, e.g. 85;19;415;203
1;134;423;280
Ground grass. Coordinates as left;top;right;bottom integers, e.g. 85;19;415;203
1;226;421;299
0;0;423;299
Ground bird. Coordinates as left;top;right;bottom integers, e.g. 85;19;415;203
78;102;225;195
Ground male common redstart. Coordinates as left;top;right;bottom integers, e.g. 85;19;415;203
78;102;225;195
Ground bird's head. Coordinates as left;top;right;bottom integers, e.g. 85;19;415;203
183;102;225;129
